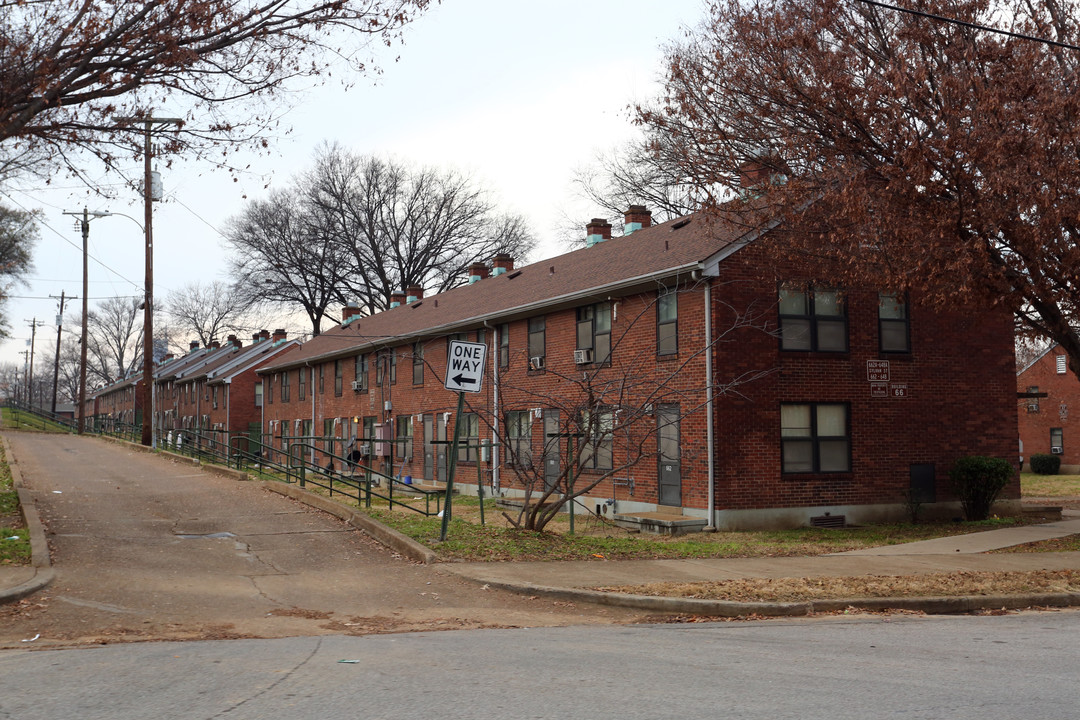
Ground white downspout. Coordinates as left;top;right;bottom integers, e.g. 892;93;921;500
485;321;500;493
705;281;716;531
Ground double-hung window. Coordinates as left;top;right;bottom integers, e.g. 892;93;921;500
354;354;368;392
878;293;910;353
458;413;480;462
779;287;847;352
498;324;509;369
396;415;413;460
413;342;424;385
298;366;306;400
528;316;546;369
581;408;614;470
334;360;343;396
281;371;291;402
781;403;850;473
1052;428;1064;454
576;302;612;364
506;411;533;468
657;291;678;356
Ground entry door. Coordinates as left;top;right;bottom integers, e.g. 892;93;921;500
436;413;448;482
657;404;682;507
543;410;561;493
423;415;434;482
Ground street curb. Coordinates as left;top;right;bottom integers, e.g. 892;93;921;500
1;435;55;604
454;575;1080;617
259;481;438;565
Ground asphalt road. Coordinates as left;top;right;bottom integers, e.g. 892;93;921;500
0;432;643;648
1;611;1077;719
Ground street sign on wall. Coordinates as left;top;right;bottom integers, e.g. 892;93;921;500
444;340;487;393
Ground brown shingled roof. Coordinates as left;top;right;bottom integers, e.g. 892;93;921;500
261;212;753;372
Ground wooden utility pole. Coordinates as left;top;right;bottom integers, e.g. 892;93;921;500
50;291;67;415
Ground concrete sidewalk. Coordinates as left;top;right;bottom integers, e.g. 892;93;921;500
439;516;1080;616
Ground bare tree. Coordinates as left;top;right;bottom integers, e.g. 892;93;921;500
0;0;431;178
566;136;700;245
164;281;250;348
76;296;144;389
225;187;350;336
225;145;537;331
304;145;537;313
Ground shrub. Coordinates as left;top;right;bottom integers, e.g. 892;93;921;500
1029;453;1061;475
949;456;1014;521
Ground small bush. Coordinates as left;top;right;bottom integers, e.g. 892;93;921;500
1029;453;1061;475
949;456;1014;521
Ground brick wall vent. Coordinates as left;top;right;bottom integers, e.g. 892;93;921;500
809;514;846;529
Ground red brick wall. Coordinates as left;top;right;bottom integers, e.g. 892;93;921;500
259;245;1019;522
1017;349;1080;470
712;246;1019;513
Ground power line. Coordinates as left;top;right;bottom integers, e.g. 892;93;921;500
0;192;142;290
855;0;1080;52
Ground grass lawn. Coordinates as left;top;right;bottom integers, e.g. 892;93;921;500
300;482;1027;562
0;437;30;566
1020;471;1080;498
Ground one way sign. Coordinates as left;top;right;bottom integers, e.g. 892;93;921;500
444;340;487;393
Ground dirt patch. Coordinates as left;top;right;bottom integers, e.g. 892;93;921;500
595;569;1080;603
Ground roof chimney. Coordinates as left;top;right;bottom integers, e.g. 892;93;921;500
623;205;652;235
271;328;287;344
468;262;490;284
259;329;270;342
586;219;613;247
210;340;221;350
389;292;406;309
739;152;787;195
227;334;241;348
163;353;174;362
492;253;514;276
342;302;362;322
406;285;424;303
189;340;200;351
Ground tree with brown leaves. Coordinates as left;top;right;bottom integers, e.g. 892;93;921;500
641;0;1080;371
0;0;431;178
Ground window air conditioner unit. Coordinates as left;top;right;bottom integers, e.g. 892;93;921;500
529;355;545;370
573;349;593;364
1052;447;1064;454
351;380;363;391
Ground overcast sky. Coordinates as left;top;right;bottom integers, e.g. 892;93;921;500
0;0;707;371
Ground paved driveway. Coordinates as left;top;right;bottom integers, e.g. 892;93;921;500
0;432;639;648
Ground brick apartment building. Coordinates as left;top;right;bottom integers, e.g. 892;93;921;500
256;206;1020;530
1017;346;1080;472
152;331;298;444
85;372;142;432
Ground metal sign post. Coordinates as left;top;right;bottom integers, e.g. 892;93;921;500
440;341;487;541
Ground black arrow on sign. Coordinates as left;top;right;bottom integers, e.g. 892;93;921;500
451;373;479;387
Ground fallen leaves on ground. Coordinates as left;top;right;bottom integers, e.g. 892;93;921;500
594;570;1080;603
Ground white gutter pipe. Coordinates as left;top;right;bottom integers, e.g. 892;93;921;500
705;282;716;531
